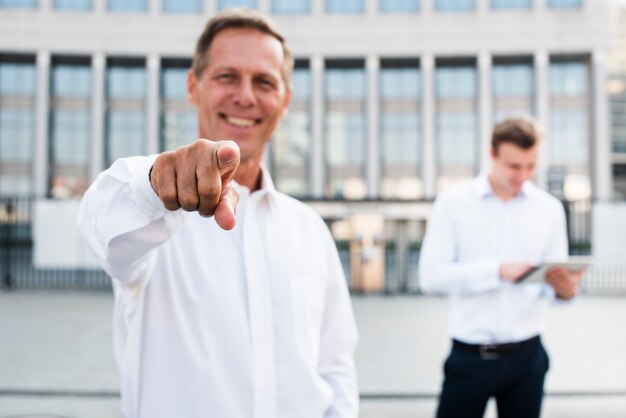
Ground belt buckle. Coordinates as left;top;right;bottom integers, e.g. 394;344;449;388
479;344;500;360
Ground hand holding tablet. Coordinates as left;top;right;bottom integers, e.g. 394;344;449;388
515;258;591;284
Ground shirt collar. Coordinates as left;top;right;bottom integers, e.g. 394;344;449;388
232;165;276;199
473;173;534;200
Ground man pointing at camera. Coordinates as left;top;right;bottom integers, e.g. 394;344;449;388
78;9;358;418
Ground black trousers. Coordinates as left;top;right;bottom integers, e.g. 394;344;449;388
436;338;550;418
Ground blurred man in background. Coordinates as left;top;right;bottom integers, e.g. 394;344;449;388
419;116;584;418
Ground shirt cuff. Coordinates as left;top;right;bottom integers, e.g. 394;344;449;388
468;260;501;293
129;154;167;221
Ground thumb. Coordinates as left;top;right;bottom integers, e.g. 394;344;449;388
216;140;240;184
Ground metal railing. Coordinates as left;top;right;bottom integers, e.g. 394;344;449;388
2;195;626;294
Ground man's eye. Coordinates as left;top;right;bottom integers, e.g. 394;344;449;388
258;79;275;88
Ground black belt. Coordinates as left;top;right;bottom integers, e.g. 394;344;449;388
453;335;541;360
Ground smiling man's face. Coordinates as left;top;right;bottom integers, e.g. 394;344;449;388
188;27;291;165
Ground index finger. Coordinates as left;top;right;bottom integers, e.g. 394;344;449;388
215;140;240;187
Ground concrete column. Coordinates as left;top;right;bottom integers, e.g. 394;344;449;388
257;0;270;13
534;50;549;190
34;50;50;197
89;52;105;182
311;55;325;198
146;54;160;155
148;0;159;14
365;0;377;15
421;53;436;198
476;0;489;14
478;50;492;174
93;0;106;12
312;0;324;15
204;0;216;13
40;0;51;11
366;54;380;198
592;50;612;200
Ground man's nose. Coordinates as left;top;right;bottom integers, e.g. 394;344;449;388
234;79;255;107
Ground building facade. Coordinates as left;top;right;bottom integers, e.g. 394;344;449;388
0;0;616;291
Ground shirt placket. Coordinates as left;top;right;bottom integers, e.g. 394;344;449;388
243;193;277;418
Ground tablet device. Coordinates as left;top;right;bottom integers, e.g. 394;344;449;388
516;258;592;284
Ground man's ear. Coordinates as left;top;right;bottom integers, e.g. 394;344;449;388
187;69;198;105
490;146;497;159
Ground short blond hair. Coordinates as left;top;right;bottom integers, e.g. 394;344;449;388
192;8;294;87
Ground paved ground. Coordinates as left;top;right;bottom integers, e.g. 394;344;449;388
1;291;625;417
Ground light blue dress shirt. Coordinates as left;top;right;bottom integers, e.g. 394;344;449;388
419;174;568;344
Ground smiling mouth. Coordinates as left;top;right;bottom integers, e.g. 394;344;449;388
221;114;260;128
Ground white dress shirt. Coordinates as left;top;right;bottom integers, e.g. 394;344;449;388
419;174;568;345
78;156;359;418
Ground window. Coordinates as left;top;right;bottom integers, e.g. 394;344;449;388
548;0;581;8
490;0;531;9
0;0;38;7
161;60;197;152
105;60;146;166
53;0;91;9
0;58;36;196
270;61;311;196
435;62;478;191
162;0;201;12
107;0;146;12
548;58;590;200
326;0;363;14
49;59;92;198
435;0;475;12
492;59;534;122
218;0;256;10
380;0;419;12
379;61;422;199
325;61;366;199
272;0;309;14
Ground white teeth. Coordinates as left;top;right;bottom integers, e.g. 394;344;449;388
226;116;255;127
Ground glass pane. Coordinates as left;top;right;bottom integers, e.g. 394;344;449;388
437;112;476;167
272;0;309;14
548;0;581;8
436;66;476;98
50;110;90;197
162;111;197;151
107;0;146;11
0;62;36;96
161;67;188;100
326;68;365;100
51;111;90;165
107;66;146;98
435;0;475;11
162;0;201;12
549;61;587;97
550;108;588;165
0;0;38;7
0;108;34;162
53;65;91;97
218;0;256;10
381;113;420;166
292;69;311;101
492;63;533;97
53;0;91;9
326;0;363;13
491;0;531;9
381;68;421;99
107;111;145;164
326;112;364;166
380;0;419;12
